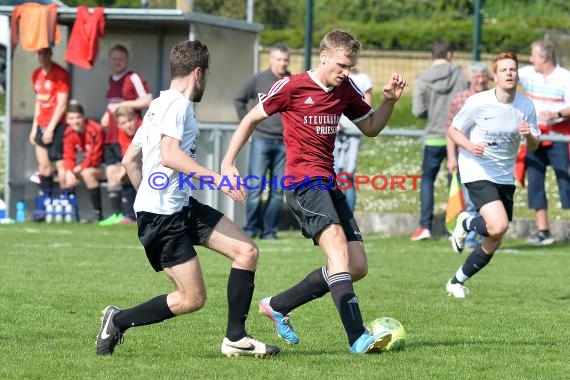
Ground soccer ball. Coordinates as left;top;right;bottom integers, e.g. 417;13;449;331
368;317;407;352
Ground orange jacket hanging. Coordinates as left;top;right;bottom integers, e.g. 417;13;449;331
11;2;61;52
64;6;106;70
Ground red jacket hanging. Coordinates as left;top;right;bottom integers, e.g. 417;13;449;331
11;2;61;51
64;6;106;70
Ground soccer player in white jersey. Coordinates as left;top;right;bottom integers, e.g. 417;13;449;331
95;40;280;357
446;51;540;298
222;29;407;354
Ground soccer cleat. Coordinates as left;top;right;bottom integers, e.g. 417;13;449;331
451;212;470;253
258;297;299;345
98;213;125;226
527;231;554;246
349;330;392;354
446;279;470;299
96;306;124;355
410;227;431;241
221;336;280;357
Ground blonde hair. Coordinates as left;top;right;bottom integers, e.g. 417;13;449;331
319;29;361;58
114;105;136;120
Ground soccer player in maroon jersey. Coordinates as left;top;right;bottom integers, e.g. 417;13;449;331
222;29;407;354
99;44;152;226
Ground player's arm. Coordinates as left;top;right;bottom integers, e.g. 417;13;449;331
42;91;69;144
519;121;540;152
221;105;266;174
357;73;407;137
447;125;486;157
122;143;143;189
30;100;41;145
160;136;247;202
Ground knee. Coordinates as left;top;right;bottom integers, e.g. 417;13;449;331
487;220;509;238
175;293;207;315
351;265;368;281
234;243;259;269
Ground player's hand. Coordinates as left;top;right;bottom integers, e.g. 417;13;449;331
220;165;247;203
470;142;486;157
29;131;37;146
64;170;77;188
447;157;458;173
382;73;407;102
519;120;532;136
42;129;54;144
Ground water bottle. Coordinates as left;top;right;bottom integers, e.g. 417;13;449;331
45;200;54;223
0;198;6;220
54;200;63;223
64;201;74;223
16;200;26;223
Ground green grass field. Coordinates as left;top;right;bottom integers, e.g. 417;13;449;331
2;224;569;379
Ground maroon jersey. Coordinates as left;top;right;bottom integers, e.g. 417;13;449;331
260;71;372;185
105;70;151;144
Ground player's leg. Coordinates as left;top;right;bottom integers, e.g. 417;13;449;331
526;147;551;244
198;203;279;357
243;138;268;238
35;144;53;192
96;210;202;355
81;167;104;221
447;182;513;298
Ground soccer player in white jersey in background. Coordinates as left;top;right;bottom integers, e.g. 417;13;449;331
446;51;540;298
222;29;407;354
95;40;280;357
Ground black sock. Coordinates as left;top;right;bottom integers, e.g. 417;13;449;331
121;182;137;219
225;268;255;342
88;187;102;220
270;267;330;315
464;216;489;237
328;272;365;346
113;294;175;331
460;245;493;280
108;187;122;215
39;175;53;192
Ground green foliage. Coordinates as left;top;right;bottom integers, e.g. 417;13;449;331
1;225;570;378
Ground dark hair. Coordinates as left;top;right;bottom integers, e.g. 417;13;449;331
109;44;129;57
492;51;518;73
169;40;210;79
66;102;84;115
270;43;290;55
431;39;452;59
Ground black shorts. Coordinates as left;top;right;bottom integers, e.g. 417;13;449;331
284;177;362;245
35;123;65;161
464;180;516;221
136;197;224;272
104;143;123;165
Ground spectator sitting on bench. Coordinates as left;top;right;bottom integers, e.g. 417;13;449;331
61;102;105;222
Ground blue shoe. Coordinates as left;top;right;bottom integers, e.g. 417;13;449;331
349;330;392;354
258;297;299;345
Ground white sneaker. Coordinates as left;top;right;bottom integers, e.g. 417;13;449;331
446;279;469;299
221;336;280;357
451;212;471;253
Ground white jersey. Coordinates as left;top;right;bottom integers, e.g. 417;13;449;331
133;89;199;214
452;89;540;185
338;71;373;135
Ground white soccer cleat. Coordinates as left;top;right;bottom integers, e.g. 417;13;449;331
451;212;471;253
221;336;280;357
446;279;470;299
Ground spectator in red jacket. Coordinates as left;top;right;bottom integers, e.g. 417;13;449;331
62;102;105;221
